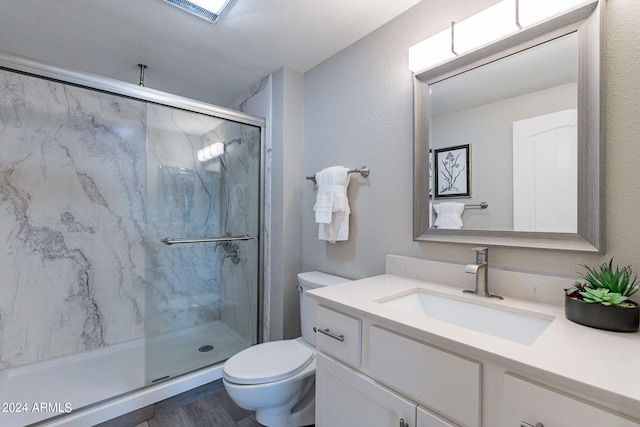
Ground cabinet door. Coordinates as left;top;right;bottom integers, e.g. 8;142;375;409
417;406;459;427
369;326;481;427
316;353;416;427
502;374;640;427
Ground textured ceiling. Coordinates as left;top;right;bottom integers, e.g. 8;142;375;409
0;0;422;106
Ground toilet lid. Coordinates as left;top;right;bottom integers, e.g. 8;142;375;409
223;340;314;385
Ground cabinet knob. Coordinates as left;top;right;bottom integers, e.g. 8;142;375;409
521;422;544;427
399;418;407;427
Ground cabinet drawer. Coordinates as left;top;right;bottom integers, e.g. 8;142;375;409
502;374;640;427
316;306;361;368
369;326;480;427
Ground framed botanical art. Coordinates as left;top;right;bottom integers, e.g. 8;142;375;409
434;144;470;198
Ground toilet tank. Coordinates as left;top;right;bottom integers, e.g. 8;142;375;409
297;271;351;346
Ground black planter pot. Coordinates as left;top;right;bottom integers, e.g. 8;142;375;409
565;295;639;332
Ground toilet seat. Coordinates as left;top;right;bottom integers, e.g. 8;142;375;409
223;340;314;385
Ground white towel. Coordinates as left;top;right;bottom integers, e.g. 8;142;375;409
313;166;350;242
433;202;465;229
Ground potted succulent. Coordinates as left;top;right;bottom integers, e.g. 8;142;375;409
565;259;639;332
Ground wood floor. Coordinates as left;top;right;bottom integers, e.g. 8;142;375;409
95;380;262;427
96;379;314;427
133;388;261;427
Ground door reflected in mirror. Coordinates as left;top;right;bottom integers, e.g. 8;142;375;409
429;32;578;232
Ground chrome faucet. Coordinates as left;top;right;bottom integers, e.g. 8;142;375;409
463;247;503;299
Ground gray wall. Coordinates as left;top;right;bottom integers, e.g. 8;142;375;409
270;68;304;340
301;0;640;282
431;83;577;230
230;68;306;341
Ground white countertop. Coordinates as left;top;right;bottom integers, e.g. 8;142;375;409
308;274;640;418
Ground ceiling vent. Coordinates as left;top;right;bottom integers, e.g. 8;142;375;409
163;0;234;24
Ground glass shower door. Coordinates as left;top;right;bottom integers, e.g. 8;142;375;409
144;103;261;384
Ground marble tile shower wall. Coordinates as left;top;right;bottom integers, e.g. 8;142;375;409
228;75;269;342
145;105;258;343
145;104;225;338
0;69;147;369
217;121;261;344
0;69;260;369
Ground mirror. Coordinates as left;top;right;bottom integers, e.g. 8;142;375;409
413;3;603;252
430;33;578;232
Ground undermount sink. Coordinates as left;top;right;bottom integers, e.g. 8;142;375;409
377;289;554;345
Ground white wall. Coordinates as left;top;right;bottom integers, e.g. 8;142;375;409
301;0;640;281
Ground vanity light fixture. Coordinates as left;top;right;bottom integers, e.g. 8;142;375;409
197;139;225;162
408;0;597;73
163;0;235;24
454;0;520;55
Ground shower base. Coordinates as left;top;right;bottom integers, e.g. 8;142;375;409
0;320;250;427
147;321;252;383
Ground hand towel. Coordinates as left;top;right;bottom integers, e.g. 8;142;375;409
313;166;350;242
433;202;465;229
318;202;351;243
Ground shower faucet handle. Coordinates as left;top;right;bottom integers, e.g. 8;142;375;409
222;244;240;265
215;241;232;252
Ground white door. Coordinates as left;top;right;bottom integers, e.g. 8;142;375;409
512;109;577;232
316;353;416;427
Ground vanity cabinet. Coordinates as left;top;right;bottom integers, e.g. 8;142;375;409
502;374;639;427
316;306;476;426
314;301;640;427
309;274;640;427
316;354;456;427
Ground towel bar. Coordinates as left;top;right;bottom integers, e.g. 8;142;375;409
161;234;254;245
465;202;488;209
306;166;370;184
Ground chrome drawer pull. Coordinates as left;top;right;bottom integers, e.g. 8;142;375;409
521;422;544;427
315;327;345;342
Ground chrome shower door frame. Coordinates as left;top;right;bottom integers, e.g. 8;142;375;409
0;50;267;344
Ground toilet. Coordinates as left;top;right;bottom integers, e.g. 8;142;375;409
223;271;351;427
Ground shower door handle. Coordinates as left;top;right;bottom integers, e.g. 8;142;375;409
161;234;255;245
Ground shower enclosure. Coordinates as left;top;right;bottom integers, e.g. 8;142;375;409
0;53;263;426
144;103;261;383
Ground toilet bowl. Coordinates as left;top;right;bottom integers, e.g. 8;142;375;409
224;337;316;426
223;271;351;427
